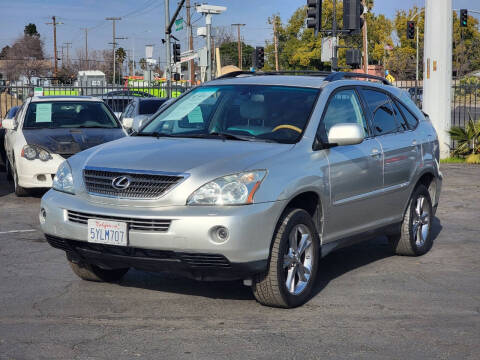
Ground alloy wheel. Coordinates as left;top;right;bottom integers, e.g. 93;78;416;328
283;224;314;295
412;195;430;247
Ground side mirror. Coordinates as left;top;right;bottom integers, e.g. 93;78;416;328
2;119;16;130
122;117;134;129
327;123;364;146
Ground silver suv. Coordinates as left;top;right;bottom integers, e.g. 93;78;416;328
40;72;442;308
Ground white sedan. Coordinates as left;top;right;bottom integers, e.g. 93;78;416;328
3;96;128;196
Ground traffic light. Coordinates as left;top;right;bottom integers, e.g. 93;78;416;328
346;49;361;68
460;9;468;27
407;21;415;39
255;46;264;69
306;0;322;36
343;0;364;32
173;43;181;63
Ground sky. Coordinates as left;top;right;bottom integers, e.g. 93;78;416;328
0;0;478;67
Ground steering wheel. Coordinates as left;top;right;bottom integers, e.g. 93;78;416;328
272;124;302;133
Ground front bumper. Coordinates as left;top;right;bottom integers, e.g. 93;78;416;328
40;190;286;278
16;156;64;188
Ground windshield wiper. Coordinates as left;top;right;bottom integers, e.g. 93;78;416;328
209;132;276;142
74;125;113;129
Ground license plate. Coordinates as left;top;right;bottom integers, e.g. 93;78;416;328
87;219;128;246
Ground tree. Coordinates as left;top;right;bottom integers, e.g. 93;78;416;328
452;12;480;77
115;47;127;82
5;34;48;83
139;58;147;71
0;45;10;59
219;41;254;69
24;23;40;37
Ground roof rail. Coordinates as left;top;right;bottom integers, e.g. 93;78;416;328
214;70;391;85
324;72;391;85
215;70;333;80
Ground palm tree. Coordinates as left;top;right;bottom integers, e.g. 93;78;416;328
448;114;480;156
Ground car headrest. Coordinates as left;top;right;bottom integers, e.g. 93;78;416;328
240;100;266;120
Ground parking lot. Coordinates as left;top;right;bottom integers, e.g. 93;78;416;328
0;162;478;359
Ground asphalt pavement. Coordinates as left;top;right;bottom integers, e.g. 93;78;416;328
0;162;479;360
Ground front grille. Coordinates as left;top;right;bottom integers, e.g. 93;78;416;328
83;167;184;199
179;253;231;268
67;210;171;232
60;153;75;159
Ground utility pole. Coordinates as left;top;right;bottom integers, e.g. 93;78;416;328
61;45;65;65
165;0;171;97
273;17;279;71
106;17;122;85
186;0;195;83
81;28;88;69
332;0;338;71
64;42;72;64
45;16;63;79
232;24;245;69
362;1;368;74
423;0;452;159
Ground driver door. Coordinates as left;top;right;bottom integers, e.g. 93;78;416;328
319;88;384;243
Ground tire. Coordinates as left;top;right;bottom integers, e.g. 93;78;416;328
389;184;433;256
252;208;320;308
67;257;129;282
11;161;29;197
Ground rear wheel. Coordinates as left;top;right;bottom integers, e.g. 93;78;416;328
67;257;129;282
252;208;319;308
389;185;433;256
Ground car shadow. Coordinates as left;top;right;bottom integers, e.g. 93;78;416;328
117;217;443;303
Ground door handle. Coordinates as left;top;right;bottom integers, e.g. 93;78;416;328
412;140;418;146
370;148;381;157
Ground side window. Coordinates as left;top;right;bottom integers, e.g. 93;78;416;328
320;89;368;139
390;100;409;131
360;89;399;136
396;100;419;130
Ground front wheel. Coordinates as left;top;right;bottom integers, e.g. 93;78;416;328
252;208;319;308
11;161;29;197
389;184;433;256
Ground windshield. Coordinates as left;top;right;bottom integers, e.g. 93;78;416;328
23;101;120;129
141;85;319;143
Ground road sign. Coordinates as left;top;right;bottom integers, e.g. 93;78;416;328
175;18;184;31
34;87;43;96
321;37;337;62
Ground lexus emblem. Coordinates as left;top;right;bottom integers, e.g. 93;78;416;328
112;176;132;190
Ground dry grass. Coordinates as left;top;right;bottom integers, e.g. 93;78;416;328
0;92;23;118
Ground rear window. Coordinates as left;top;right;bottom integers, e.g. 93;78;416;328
23;101;120;129
139;99;167;115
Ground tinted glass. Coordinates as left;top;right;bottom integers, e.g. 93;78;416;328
103;98;131;113
360;89;399;136
321;89;368;137
139;99;167;115
142;85;319;143
396;100;419;129
390;100;409;131
23;102;119;129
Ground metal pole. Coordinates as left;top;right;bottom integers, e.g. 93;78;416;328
415;23;419;105
206;13;212;81
332;0;338;71
165;0;171;97
362;1;368;74
186;0;195;83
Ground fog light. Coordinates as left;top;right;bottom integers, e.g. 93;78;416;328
39;208;47;224
37;174;47;182
210;226;229;243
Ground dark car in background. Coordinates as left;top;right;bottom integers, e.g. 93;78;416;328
119;97;168;132
1;106;21;164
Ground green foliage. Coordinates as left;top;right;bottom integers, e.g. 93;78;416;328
115;47;127;65
448;115;480;156
455;76;480;97
440;157;465;164
219;41;254;69
24;23;39;37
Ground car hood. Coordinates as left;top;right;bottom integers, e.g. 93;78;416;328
83;136;293;176
23;128;125;155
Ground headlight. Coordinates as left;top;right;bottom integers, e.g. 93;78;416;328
53;161;75;194
21;145;52;161
187;170;267;205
